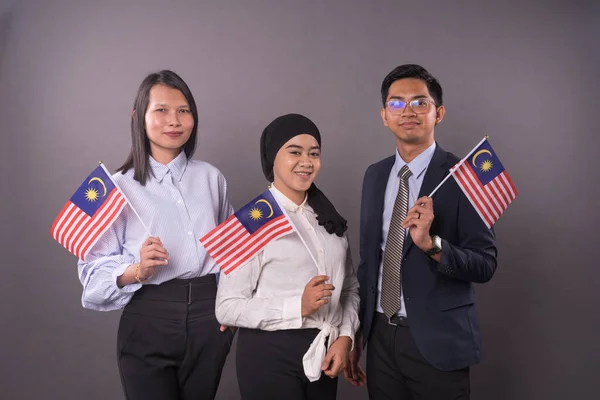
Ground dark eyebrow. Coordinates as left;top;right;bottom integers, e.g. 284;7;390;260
388;95;428;101
285;144;321;150
153;103;190;108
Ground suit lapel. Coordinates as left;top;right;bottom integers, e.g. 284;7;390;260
403;143;450;255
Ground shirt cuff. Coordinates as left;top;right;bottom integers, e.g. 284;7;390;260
338;326;356;351
436;240;455;276
340;334;355;351
112;262;141;293
282;296;303;328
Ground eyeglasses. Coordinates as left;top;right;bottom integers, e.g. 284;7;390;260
386;98;436;115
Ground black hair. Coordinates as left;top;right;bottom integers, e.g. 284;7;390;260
117;70;198;185
380;64;443;107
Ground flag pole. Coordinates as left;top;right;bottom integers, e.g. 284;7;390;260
99;162;152;236
268;186;320;270
427;136;489;198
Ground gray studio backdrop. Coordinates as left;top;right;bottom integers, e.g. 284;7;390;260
1;0;598;399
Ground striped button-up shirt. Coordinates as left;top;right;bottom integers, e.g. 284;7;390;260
77;152;233;311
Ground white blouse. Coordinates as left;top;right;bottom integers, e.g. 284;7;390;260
215;186;360;382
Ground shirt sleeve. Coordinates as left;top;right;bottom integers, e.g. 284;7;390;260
337;238;360;349
215;252;304;330
77;208;141;311
218;173;234;223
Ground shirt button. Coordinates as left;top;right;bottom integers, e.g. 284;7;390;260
178;199;182;204
187;231;193;235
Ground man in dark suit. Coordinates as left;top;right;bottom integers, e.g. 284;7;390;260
344;64;497;399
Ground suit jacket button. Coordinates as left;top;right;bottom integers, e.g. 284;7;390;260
370;286;377;294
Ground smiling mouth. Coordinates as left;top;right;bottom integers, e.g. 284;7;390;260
295;171;312;176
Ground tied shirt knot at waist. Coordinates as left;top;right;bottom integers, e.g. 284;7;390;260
302;321;339;382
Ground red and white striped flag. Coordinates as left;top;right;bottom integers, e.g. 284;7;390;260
200;189;294;275
449;138;517;228
50;164;127;260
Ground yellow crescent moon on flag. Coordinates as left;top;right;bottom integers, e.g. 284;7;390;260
255;199;274;218
472;149;492;167
88;177;107;197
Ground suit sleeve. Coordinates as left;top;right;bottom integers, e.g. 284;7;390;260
435;189;498;283
356;165;373;327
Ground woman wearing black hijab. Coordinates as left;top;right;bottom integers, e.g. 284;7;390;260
216;114;359;400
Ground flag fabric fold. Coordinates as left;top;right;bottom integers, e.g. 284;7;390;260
50;165;127;260
200;188;295;275
450;139;517;228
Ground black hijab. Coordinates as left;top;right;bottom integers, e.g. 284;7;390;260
260;113;347;237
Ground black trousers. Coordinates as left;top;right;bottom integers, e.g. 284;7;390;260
236;328;338;400
117;275;233;400
366;313;470;400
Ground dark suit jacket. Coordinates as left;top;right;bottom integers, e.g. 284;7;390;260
357;143;497;371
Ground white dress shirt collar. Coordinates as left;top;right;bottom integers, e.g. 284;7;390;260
270;184;315;215
392;141;436;180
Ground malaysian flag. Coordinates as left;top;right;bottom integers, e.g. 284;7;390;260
200;189;294;275
451;138;517;228
50;164;127;260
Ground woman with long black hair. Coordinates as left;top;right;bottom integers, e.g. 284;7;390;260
77;70;233;400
